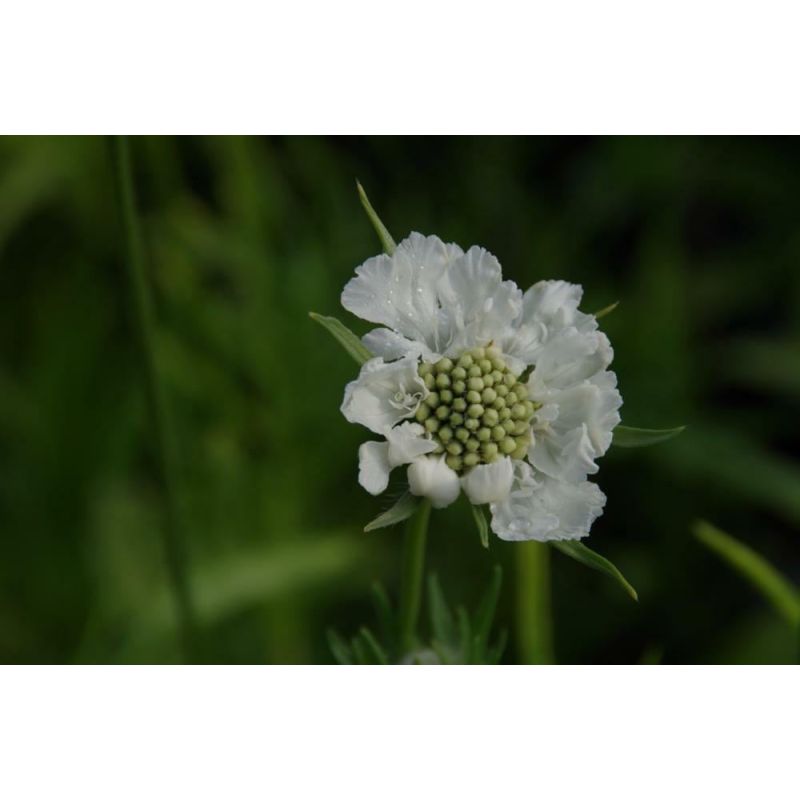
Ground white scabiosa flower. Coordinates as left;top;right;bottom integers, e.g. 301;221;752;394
340;233;622;542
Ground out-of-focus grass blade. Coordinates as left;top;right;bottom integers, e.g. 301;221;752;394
370;582;394;643
358;627;389;665
456;606;471;659
471;504;490;549
428;573;457;647
657;424;800;526
327;629;354;665
594;301;619;319
356;181;396;255
486;628;508;665
612;424;686;447
364;492;419;532
693;520;800;625
309;312;373;366
127;533;366;652
351;634;371;664
723;338;800;399
552;541;639;601
473;565;502;650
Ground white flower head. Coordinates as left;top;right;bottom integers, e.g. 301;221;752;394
341;233;622;542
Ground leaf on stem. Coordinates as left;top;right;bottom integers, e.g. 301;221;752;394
358;627;389;665
471;503;490;549
428;573;457;647
356;180;396;255
552;540;638;601
594;300;619;319
327;629;354;665
693;520;800;625
485;628;508;665
370;581;395;643
612;424;686;447
308;312;373;366
364;492;420;532
472;565;503;661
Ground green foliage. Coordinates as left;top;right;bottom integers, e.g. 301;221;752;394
356;181;396;254
309;312;373;366
612;425;686;447
693;520;800;626
551;541;638;601
594;300;619;319
426;567;507;664
364;492;420;532
328;567;506;664
470;504;490;549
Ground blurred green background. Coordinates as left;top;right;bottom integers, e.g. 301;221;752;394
1;136;798;664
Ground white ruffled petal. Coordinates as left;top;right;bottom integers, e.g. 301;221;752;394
522;280;584;329
436;246;522;354
386;422;438;466
530;422;599;483
461;457;514;505
489;462;559;541
489;462;606;542
341;355;426;435
341;233;463;353
361;328;435;362
358;441;391;495
357;423;437;497
407;456;461;509
539;476;606;540
529;327;613;391
503;280;604;368
529;374;622;481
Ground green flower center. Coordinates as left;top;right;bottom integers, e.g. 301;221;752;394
415;346;537;474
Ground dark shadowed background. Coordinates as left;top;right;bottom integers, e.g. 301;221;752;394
0;136;798;664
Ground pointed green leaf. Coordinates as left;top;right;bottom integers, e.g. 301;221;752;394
473;565;503;657
351;633;371;664
308;312;373;366
471;504;490;549
364;492;419;532
370;581;395;643
693;520;800;625
356;181;396;255
486;628;508;665
327;629;353;664
456;606;472;661
612;424;686;447
358;627;389;665
594;300;619;319
428;573;457;647
552;541;638;601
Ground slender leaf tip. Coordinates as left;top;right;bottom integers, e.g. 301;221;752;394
594;300;620;319
612;424;687;448
308;311;373;366
552;540;639;601
693;519;800;625
356;180;397;255
364;492;420;532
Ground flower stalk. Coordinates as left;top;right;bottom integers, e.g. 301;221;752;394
516;542;554;664
398;498;432;654
110;136;197;662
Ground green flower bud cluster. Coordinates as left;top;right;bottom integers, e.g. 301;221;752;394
414;346;537;474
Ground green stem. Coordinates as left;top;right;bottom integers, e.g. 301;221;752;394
398;499;431;655
516;541;554;664
110;136;198;662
